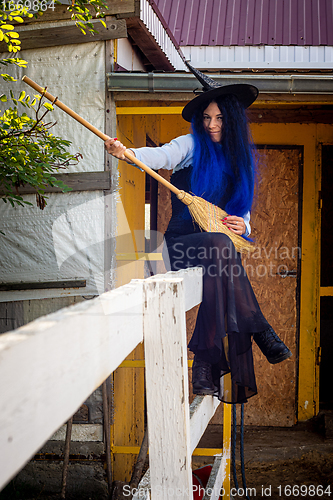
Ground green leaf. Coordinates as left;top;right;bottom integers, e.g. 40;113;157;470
1;74;16;81
43;102;54;111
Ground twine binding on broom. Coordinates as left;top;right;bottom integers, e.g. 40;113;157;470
176;190;254;254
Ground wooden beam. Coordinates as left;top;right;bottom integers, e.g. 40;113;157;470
149;267;203;312
222;394;232;499
6;0;136;25
0;18;127;52
126;17;174;71
248;108;333;123
320;286;333;296
143;277;193;499
189;396;220;454
116;106;184;115
0;301;24;335
202;456;224;500
104;36;117;294
113;91;333;104
114;104;333;123
0;280;86;291
0;171;111;195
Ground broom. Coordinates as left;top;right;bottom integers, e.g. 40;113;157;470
22;76;254;254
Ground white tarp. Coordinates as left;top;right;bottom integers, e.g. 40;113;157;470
0;41;114;301
1;40;105;172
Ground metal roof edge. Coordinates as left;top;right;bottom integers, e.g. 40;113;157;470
107;72;333;94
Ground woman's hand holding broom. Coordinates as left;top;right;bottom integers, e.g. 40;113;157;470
104;137;134;162
223;216;246;236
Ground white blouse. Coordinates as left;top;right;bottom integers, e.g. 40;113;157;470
130;134;251;236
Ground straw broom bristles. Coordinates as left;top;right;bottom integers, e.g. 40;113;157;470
22;76;255;255
176;190;254;254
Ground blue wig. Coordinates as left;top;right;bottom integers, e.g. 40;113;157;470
190;94;257;216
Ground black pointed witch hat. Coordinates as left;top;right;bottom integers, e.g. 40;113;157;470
182;63;258;122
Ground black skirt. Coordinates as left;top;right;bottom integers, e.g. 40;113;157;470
164;231;270;404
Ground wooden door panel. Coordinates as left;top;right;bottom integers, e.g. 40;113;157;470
245;147;301;426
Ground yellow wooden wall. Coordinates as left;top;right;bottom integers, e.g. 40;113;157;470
111;114;146;482
112;103;333;479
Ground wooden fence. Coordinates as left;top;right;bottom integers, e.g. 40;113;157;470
0;268;231;499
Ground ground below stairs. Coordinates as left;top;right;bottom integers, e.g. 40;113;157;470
1;418;333;500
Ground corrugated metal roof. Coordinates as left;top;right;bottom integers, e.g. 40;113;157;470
152;0;333;47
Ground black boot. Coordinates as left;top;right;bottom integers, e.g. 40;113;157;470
192;357;216;395
253;327;292;364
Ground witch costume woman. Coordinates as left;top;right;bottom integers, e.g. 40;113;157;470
105;65;292;404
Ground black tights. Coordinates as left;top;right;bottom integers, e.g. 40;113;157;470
165;232;270;403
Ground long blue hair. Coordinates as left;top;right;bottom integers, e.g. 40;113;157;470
190;94;257;216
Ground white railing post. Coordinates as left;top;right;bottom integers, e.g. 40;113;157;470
1;266;230;500
143;276;193;500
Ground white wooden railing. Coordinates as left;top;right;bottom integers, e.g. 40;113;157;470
0;268;230;499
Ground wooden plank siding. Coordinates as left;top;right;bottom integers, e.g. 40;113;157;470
0;19;127;52
0;172;111;195
4;0;138;25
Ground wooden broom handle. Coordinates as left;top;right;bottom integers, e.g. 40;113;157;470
22;75;181;197
123;150;180;196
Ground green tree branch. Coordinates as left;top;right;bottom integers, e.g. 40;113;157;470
0;0;107;209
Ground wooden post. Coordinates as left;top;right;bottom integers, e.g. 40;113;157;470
143;277;193;499
112;111;146;482
222;376;232;500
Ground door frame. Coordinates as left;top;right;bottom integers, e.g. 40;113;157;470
251;123;328;421
115;105;331;423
